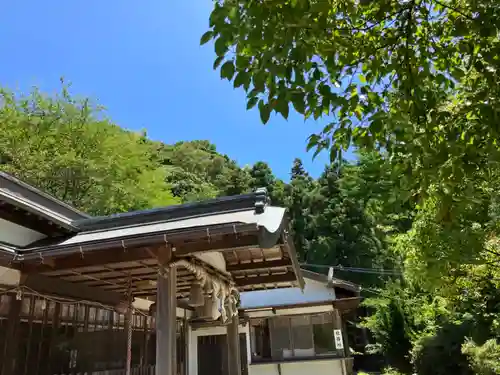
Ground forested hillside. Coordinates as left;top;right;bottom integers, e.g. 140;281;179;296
0;85;390;286
1;86;498;374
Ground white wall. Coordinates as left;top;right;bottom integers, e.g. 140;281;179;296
248;359;345;375
0;218;46;247
0;265;21;287
240;278;335;310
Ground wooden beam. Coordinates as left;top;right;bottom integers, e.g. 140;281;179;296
282;232;305;290
102;279;194;293
242;297;362;312
226;259;291;272
23;234;259;273
19;273;126;306
22;246;158;273
49;265;194;281
234;272;297;287
175;234;259;255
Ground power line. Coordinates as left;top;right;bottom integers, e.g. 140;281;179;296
300;263;402;276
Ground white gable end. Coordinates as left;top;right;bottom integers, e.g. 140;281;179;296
0;217;46;247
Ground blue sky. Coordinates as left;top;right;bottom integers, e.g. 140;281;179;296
0;1;349;180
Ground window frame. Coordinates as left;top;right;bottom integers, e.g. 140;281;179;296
249;311;346;364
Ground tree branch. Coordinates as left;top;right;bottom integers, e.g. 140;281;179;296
285;6;409;33
404;1;415;99
432;0;475;21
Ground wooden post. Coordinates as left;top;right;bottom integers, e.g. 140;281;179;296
226;314;241;375
46;302;61;375
141;315;150;367
156;247;176;375
125;277;134;375
171;269;178;375
334;309;350;375
80;305;91;375
2;294;22;375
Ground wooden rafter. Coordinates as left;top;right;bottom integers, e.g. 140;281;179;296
226;259;291;272
19;273;126;306
21;233;260;273
234;272;297;287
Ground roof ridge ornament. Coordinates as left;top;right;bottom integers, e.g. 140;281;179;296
254;187;269;214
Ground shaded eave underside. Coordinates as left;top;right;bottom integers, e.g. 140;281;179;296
242;296;362;313
0;172;88;234
16;220;304;303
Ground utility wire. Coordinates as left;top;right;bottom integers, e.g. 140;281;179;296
300;263;403;276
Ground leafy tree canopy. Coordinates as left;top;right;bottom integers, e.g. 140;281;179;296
0;86;179;215
203;0;500;205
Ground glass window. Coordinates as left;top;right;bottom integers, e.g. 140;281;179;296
312;314;338;356
290;316;314;357
250;312;344;363
250;319;272;360
270;317;292;360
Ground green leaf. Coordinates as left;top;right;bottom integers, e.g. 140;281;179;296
220;61;236;80
213;56;224;70
319;84;331;97
369;119;383;134
258;100;271;124
234;72;248;88
229;7;237;19
214;37;228;56
367;92;380;104
247;97;259;110
235;55;250;69
253;72;266;91
313;68;321;81
291;93;305;114
323;122;335;134
329;147;338;162
294;67;305;86
306;134;320;151
200;31;213;45
275;99;289;120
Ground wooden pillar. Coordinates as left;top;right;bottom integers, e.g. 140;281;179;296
2;294;22;375
334;309;350;375
46;302;61;375
156;251;177;375
125;277;134;375
170;268;177;375
226;314;241;375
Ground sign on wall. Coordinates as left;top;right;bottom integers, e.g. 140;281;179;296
333;329;344;350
